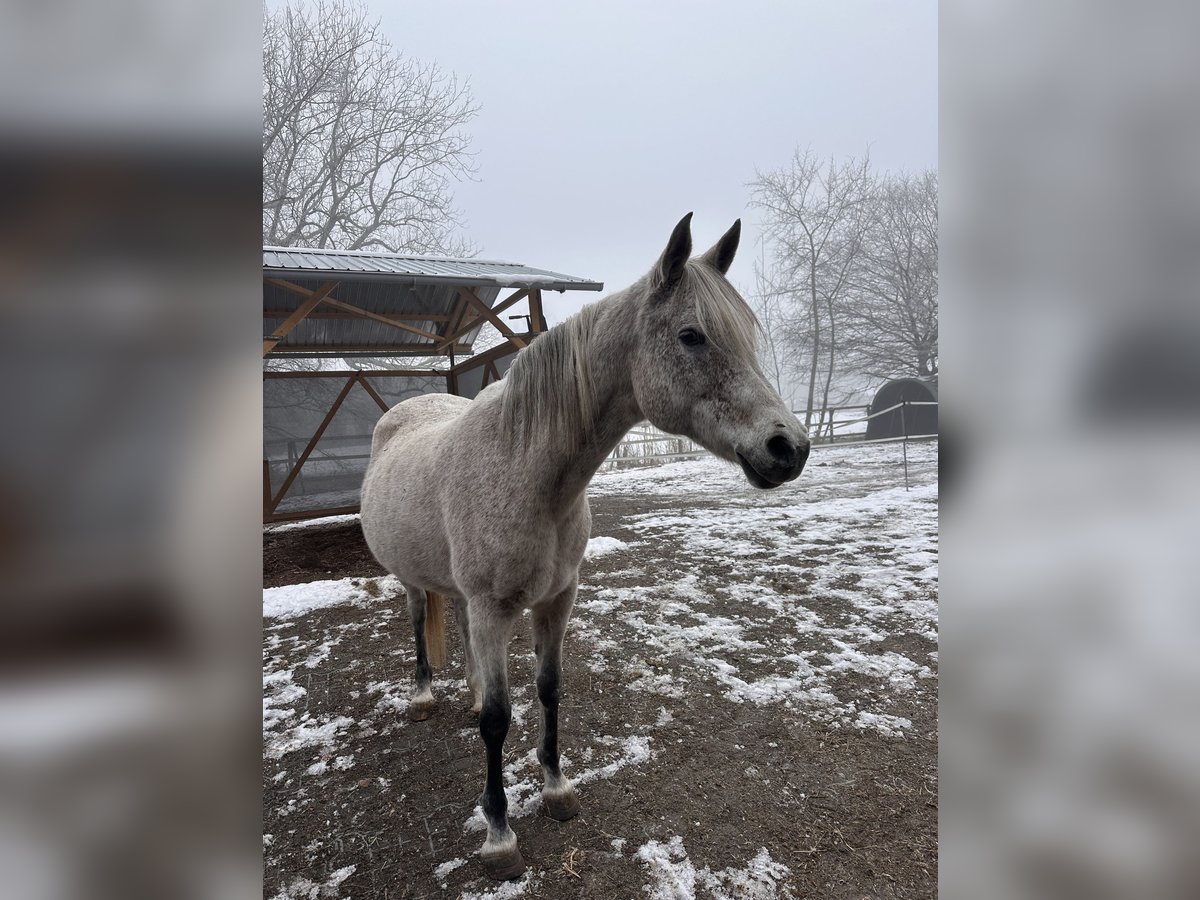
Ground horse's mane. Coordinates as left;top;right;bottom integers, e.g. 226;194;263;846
500;260;762;449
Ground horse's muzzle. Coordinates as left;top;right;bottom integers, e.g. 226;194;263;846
736;432;810;489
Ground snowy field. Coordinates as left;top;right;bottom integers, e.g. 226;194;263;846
263;440;938;899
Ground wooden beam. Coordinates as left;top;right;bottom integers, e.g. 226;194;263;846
457;287;527;349
450;335;531;375
433;288;530;353
263;280;337;356
267;343;473;356
265;309;452;322
264;368;446;379
441;291;471;341
266;278;446;343
357;374;391;413
268;373;358;513
320;296;444;342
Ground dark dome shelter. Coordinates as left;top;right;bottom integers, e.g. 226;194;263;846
864;377;939;440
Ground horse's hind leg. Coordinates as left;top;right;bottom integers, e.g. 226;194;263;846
533;584;580;821
452;595;482;714
404;584;436;721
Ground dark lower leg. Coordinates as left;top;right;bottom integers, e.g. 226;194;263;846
535;662;562;778
470;608;524;880
407;589;434;719
479;689;511;827
535;628;579;820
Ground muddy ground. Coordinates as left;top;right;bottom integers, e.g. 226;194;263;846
263;444;938;899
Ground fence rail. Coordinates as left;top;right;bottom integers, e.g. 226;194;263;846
600;400;938;472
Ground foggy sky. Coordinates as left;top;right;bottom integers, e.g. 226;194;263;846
381;0;937;324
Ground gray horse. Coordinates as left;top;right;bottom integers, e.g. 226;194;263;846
360;214;809;880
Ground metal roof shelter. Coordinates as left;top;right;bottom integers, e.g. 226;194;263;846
263;247;603;522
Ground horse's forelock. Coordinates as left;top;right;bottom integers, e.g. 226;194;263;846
684;261;762;362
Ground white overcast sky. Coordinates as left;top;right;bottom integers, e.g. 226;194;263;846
381;0;937;324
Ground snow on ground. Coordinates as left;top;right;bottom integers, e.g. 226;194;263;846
264;574;397;620
578;440;938;737
585;535;628;558
266;864;356;900
636;836;793;900
263;440;937;897
266;512;362;534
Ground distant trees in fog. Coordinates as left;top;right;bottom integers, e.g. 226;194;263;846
750;151;938;436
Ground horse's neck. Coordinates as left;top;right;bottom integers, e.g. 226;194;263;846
531;294;642;500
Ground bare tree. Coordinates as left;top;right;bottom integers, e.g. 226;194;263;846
749;150;872;434
850;170;938;379
263;0;478;254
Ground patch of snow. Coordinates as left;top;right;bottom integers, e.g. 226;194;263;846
263;670;306;734
266;513;361;534
265;715;354;761
434;857;467;881
459;871;540;900
264;576;395;620
636;836;793;899
853;711;913;737
267;863;356;900
585;536;628;558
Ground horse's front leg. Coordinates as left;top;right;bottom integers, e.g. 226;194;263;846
469;603;525;880
533;584;580;821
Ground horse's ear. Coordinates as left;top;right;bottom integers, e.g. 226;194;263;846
698;219;741;275
653;212;693;295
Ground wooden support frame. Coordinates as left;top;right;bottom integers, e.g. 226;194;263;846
263;280;338;356
263;369;446;379
270;343;473;356
266;373;360;515
456;287;527;349
263;368;453;521
264;309;452;322
357;375;390;413
434;288;530;353
267;278;445;343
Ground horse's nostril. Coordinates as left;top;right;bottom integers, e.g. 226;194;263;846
797;440;811;470
766;434;796;465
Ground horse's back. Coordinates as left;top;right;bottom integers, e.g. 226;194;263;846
369;392;470;458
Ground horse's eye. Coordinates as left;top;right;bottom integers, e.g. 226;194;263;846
678;327;706;348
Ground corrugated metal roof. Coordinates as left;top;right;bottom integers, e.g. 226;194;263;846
263;246;602;357
263;246;603;292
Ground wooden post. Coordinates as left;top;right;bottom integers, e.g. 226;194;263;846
528;288;546;333
263;460;272;522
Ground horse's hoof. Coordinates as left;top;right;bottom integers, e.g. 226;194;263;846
481;845;525;881
543;788;581;821
408;700;435;722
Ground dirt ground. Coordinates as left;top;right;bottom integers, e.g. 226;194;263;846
263;445;938;899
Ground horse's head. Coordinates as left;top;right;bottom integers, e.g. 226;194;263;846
631;213;810;489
